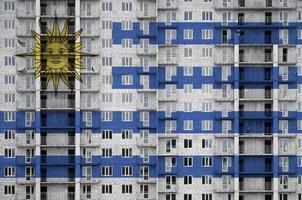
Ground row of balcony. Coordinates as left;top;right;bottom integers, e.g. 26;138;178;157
214;0;297;10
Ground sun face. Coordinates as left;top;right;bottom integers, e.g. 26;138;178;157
46;43;69;69
17;17;94;94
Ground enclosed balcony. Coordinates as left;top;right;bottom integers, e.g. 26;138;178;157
239;177;272;192
41;133;75;147
41;93;75;110
40;112;75;129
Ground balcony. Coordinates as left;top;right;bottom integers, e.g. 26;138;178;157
239;179;272;192
16;137;35;147
41;96;75;110
279;91;297;101
158;182;178;193
158;56;178;65
239;90;272;101
136;9;156;19
214;0;297;9
136;137;156;147
158;91;177;102
158;1;178;10
214;91;234;101
41;192;75;200
136;45;157;56
16;8;35;18
40;156;75;165
41;135;75;147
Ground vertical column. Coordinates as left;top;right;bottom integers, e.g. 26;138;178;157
233;40;240;200
75;0;81;200
35;0;41;199
272;45;279;200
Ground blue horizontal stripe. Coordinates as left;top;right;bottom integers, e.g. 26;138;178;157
112;22;302;45
112;66;298;89
0;111;301;134
0;155;300;178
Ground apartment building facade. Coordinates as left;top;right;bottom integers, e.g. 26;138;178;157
1;0;302;200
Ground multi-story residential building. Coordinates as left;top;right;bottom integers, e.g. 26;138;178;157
1;0;302;200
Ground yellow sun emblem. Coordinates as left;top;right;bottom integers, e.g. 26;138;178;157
17;18;94;93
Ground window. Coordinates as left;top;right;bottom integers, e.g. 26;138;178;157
101;166;113;176
102;2;112;11
4;185;15;195
4;166;15;177
202;29;213;39
121;39;133;48
184;120;193;130
25;112;35;127
122;57;133;66
4;93;15;103
121;111;133;121
102;38;112;48
83;112;92;127
222;157;232;172
184;67;193;76
102;75;112;85
4;1;15;11
184;47;193;57
102;185;112;194
101;93;113;103
299;11;302;21
122;148;132;158
184;11;192;21
184;101;193;112
102;129;112;139
201;102;212;112
201;139;212;149
4;148;15;158
101;111;113;121
122;129;132;139
82;166;92;180
184;84;193;94
184;176;192;185
4;56;15;66
238;13;245;25
201;157;213;167
82;185;91;199
4;38;15;48
121;21;133;30
121;166;133;176
121;75;133;85
102;20;112;30
4;75;15;84
122;2;132;11
279;157;289;172
4;19;15;29
165;120;177;134
4;111;15;122
202;84;213;94
298;157;302;167
140;112;149;126
202;66;213;76
122;184;132;193
184;157;193;167
184;29;193;39
102;148;112;157
184;139;193;148
201;175;212;185
280;11;289;26
4;130;15;140
202;120;213;130
201;194;212;200
202;47;212;58
202;11;213;21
